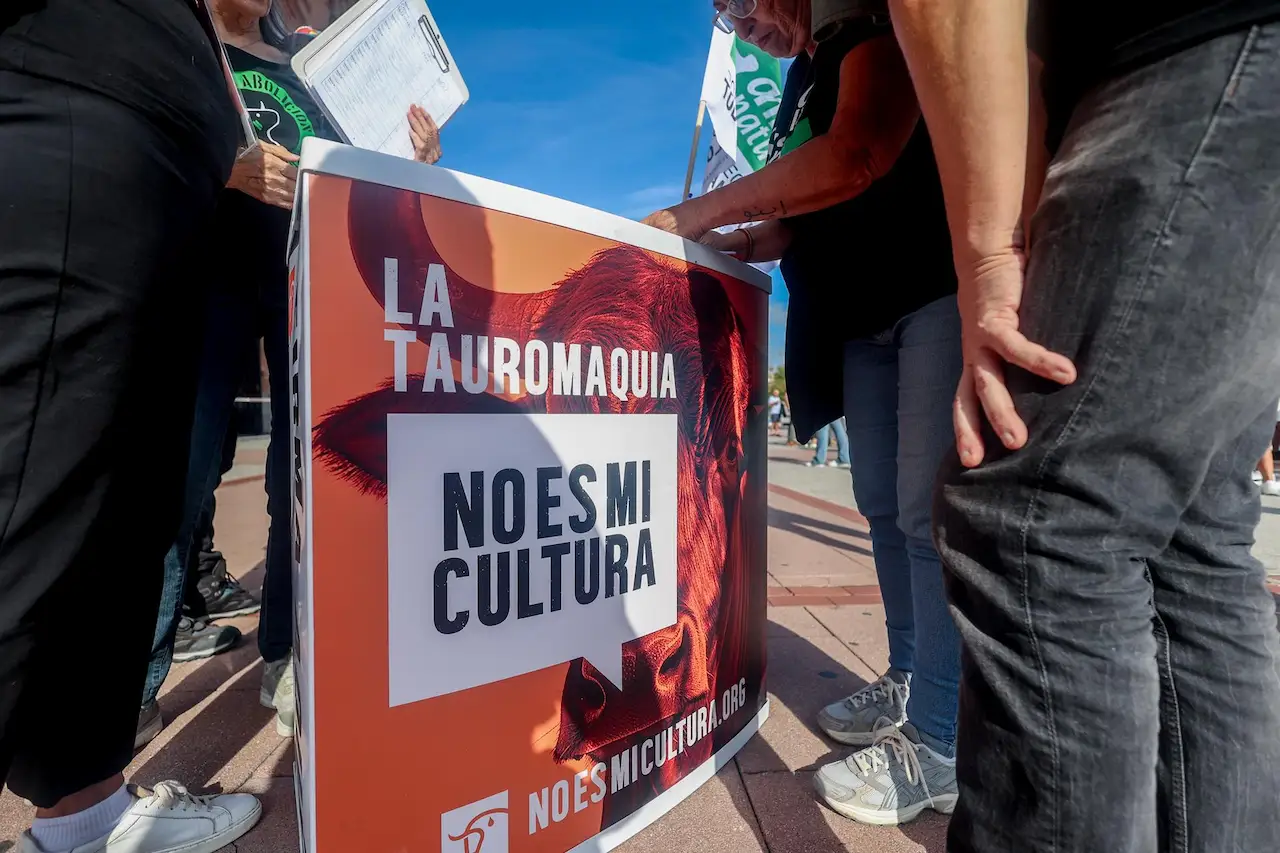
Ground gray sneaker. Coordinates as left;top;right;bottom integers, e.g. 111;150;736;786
813;722;958;826
172;616;240;662
817;671;910;745
261;657;295;737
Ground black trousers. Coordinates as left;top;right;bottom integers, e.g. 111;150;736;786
0;66;231;806
180;418;239;619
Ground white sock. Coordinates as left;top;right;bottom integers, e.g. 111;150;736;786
30;784;133;852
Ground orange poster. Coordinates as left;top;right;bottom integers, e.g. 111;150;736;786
289;140;771;853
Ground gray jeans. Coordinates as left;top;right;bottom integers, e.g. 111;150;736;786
935;25;1280;853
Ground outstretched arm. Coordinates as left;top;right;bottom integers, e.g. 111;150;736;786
644;33;920;239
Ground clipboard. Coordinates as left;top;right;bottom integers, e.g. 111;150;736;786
290;0;469;159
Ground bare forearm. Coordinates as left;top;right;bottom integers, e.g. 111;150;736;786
888;0;1029;266
686;134;881;232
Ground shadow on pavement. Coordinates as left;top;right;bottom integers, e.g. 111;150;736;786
135;653;275;791
768;506;874;559
730;624;947;852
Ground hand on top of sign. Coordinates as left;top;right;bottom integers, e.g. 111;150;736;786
699;228;750;261
408;104;442;164
641;202;710;242
227;140;299;210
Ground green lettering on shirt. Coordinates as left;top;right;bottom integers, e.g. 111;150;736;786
235;69;316;154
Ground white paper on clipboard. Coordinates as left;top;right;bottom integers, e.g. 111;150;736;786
290;0;468;159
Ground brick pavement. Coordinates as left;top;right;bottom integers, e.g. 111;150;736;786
3;437;1278;853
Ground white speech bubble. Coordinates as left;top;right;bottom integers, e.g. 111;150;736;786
387;412;679;707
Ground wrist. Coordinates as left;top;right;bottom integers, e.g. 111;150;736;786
680;196;716;235
954;226;1021;269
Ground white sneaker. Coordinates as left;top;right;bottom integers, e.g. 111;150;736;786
1263;480;1280;497
19;782;261;853
262;657;296;737
814;723;957;826
817;671;910;746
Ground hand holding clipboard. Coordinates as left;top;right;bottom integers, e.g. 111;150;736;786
290;0;469;159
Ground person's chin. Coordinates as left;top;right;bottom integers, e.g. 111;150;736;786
760;32;793;59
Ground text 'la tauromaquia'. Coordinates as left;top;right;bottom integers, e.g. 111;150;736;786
382;258;678;400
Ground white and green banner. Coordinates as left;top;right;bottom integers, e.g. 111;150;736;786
698;30;784;271
698;29;783;190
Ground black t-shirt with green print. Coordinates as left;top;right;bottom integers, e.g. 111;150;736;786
207;46;339;300
770;18;956;343
229;45;336;155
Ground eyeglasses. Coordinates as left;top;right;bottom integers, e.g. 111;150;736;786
713;0;757;34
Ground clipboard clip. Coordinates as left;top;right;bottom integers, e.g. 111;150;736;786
419;16;450;74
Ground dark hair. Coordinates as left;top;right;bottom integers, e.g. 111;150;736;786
259;4;294;52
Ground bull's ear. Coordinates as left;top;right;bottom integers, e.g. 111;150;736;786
348;181;470;318
312;377;526;498
346;181;543;341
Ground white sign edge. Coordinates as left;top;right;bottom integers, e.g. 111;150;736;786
568;700;770;853
296;137;773;295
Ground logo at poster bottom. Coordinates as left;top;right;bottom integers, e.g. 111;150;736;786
442;791;509;853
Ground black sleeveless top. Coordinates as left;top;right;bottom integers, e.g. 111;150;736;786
772;18;956;438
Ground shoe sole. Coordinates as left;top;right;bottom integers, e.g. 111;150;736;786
206;604;262;619
822;730;876;747
817;718;903;747
819;791;958;826
173;646;235;663
173;636;240;663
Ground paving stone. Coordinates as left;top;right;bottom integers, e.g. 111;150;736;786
230;778;300;853
806;604;893;676
742;770;949;853
618;764;766;853
740;637;878;773
767;605;831;639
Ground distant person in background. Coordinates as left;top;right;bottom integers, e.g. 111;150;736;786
1258;448;1280;496
141;0;444;744
784;393;800;445
768;390;784;435
645;0;963;825
1260;397;1280;496
807;418;850;468
1;2;265;852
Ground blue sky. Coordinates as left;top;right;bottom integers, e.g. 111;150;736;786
431;0;790;366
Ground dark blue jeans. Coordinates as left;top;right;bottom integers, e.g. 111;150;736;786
142;260;293;706
844;295;963;756
936;25;1280;853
